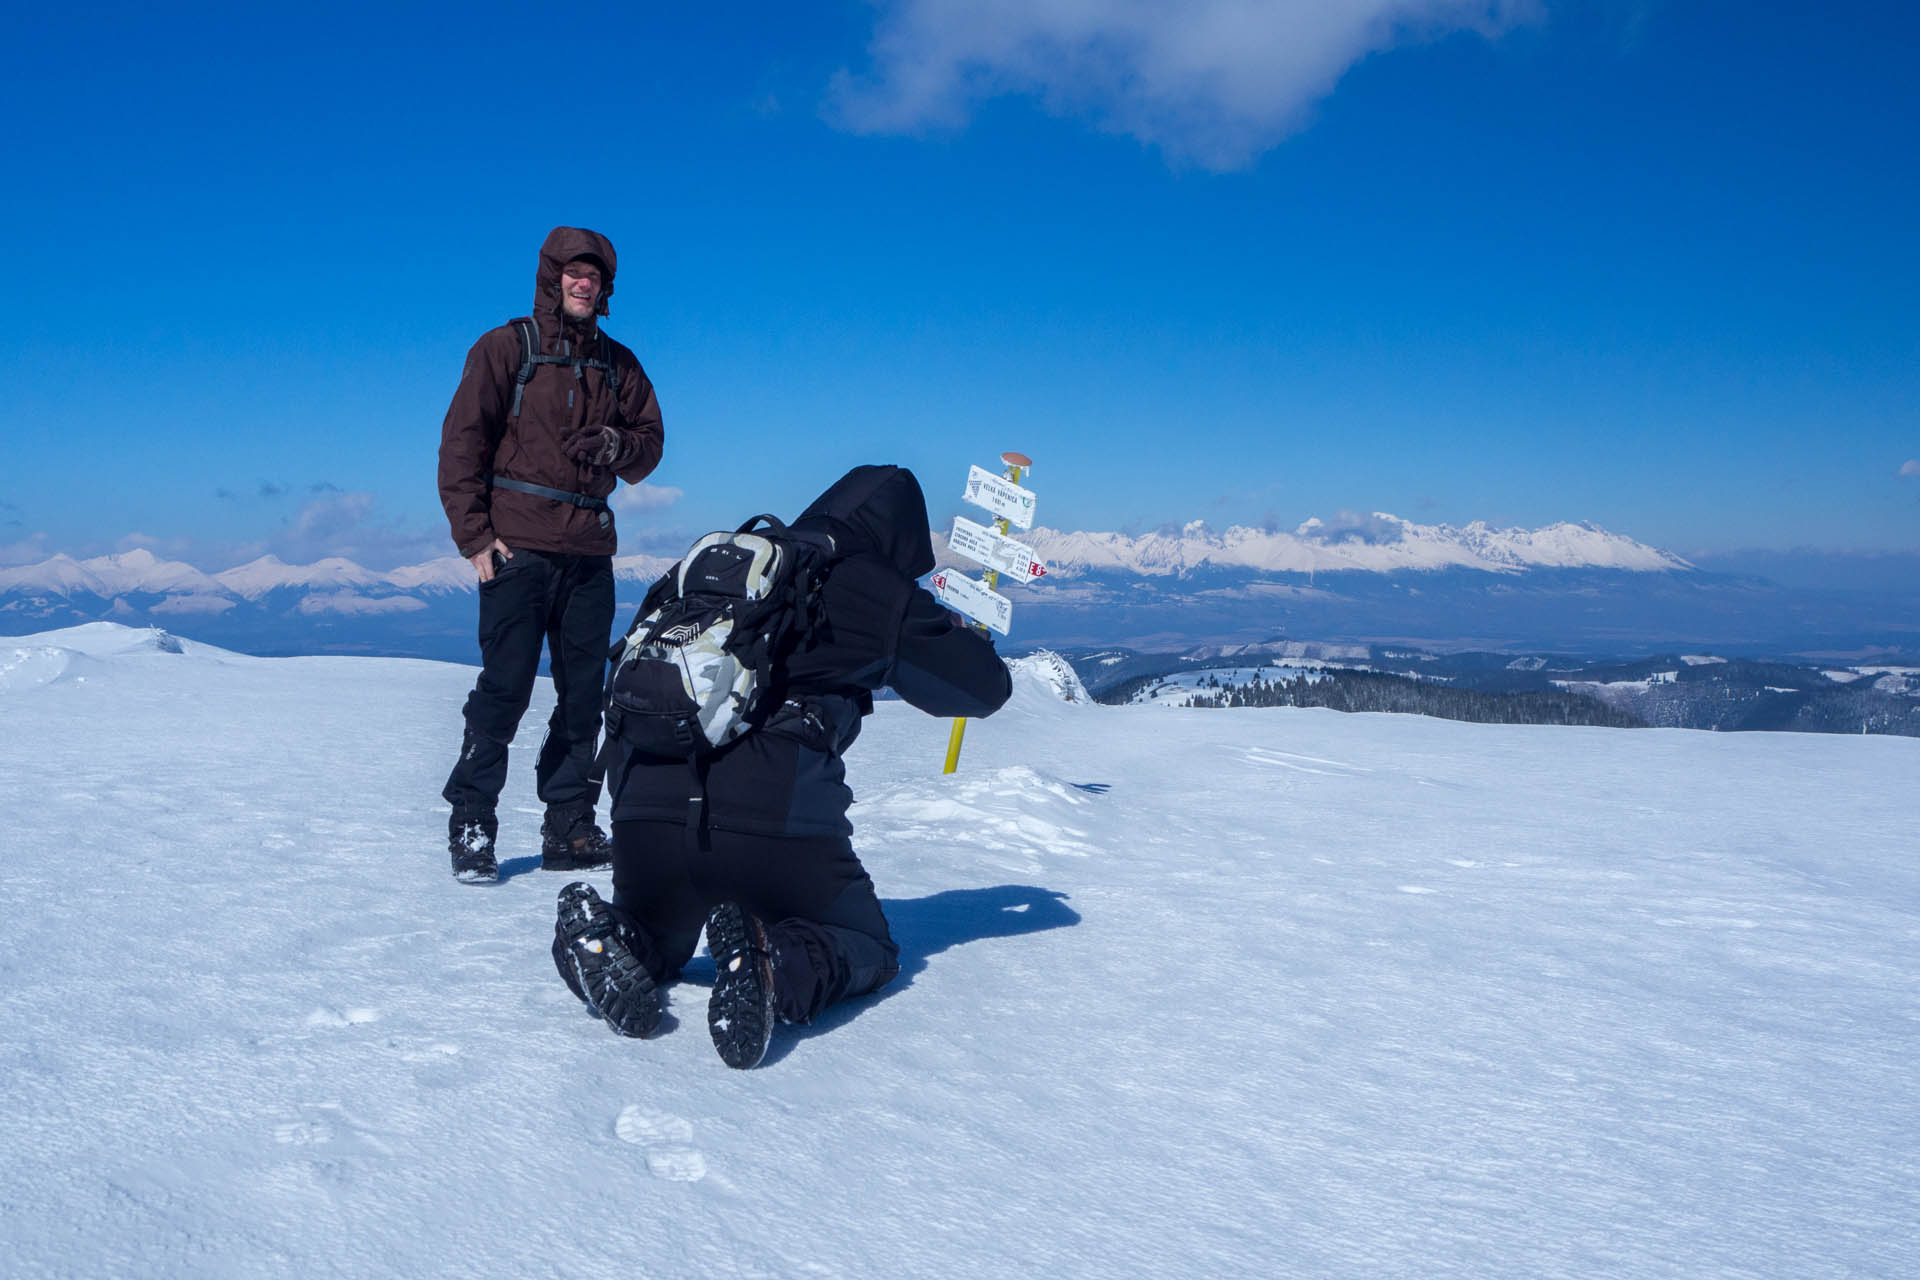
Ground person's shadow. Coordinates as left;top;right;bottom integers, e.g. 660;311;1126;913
497;855;542;882
883;884;1081;983
749;884;1080;1063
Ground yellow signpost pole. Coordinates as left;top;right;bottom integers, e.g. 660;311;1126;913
942;716;968;774
943;452;1030;775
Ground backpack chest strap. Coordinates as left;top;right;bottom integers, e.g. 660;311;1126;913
510;320;624;418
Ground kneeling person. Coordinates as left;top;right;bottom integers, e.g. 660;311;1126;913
552;465;1012;1067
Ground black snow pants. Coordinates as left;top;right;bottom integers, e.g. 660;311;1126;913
605;819;901;1024
442;548;615;817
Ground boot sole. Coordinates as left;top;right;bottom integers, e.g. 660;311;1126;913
556;884;661;1038
706;903;776;1069
451;851;498;884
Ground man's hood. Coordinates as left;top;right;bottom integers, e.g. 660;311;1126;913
535;226;617;318
794;465;936;579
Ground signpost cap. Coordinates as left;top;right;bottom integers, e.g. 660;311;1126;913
1000;451;1033;469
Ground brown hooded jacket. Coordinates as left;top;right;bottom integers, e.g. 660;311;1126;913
437;227;664;558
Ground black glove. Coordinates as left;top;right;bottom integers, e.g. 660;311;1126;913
563;425;629;469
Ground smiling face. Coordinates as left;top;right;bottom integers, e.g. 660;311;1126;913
559;259;604;320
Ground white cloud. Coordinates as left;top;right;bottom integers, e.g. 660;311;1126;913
0;533;52;567
612;483;685;513
1900;459;1920;479
296;592;429;616
291;491;377;541
115;532;198;560
270;491;444;569
1301;509;1408;545
149;595;238;616
830;0;1538;169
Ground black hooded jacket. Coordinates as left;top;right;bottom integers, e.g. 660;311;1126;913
607;465;1013;837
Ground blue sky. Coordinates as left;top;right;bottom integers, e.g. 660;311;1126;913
3;0;1916;570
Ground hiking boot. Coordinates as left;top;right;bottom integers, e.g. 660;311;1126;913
705;902;778;1069
555;882;660;1038
448;810;498;884
541;807;614;871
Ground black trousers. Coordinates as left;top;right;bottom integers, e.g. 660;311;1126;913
442;548;615;816
607;819;901;1024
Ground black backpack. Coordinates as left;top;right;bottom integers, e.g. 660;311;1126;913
603;515;834;761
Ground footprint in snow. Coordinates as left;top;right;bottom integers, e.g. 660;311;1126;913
271;1103;392;1156
615;1105;707;1183
393;1039;465;1090
274;1118;334;1146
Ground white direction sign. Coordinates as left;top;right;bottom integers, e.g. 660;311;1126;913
962;465;1037;531
948;516;1046;583
930;569;1013;635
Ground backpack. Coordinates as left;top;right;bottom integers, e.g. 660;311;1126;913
507;317;622;419
602;515;835;761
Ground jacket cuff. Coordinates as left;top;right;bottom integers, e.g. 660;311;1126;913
457;532;497;560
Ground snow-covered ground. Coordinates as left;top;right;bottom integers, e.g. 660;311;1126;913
3;623;1916;1278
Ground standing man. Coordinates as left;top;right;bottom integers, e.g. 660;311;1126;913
437;226;664;884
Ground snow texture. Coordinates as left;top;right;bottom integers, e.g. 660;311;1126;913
2;624;1916;1278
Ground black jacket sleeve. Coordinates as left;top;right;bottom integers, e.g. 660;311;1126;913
887;587;1013;718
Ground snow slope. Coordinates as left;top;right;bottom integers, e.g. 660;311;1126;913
2;626;1915;1278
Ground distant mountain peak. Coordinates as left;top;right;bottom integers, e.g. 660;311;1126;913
0;548;224;598
1002;514;1690;578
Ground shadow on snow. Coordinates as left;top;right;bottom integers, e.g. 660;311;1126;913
496;855;542;882
753;883;1082;1064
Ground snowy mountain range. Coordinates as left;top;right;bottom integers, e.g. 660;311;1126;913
2;512;1681;606
2;514;1914;660
0;548;676;608
995;514;1691;577
0;548;675;659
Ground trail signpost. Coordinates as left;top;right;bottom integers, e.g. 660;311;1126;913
938;452;1045;773
928;566;1014;635
947;516;1046;584
961;465;1037;530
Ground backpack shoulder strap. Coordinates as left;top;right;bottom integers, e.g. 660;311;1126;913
599;331;622;401
509;318;538;420
735;513;789;536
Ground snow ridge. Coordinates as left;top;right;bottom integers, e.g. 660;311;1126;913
1007;650;1092;704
